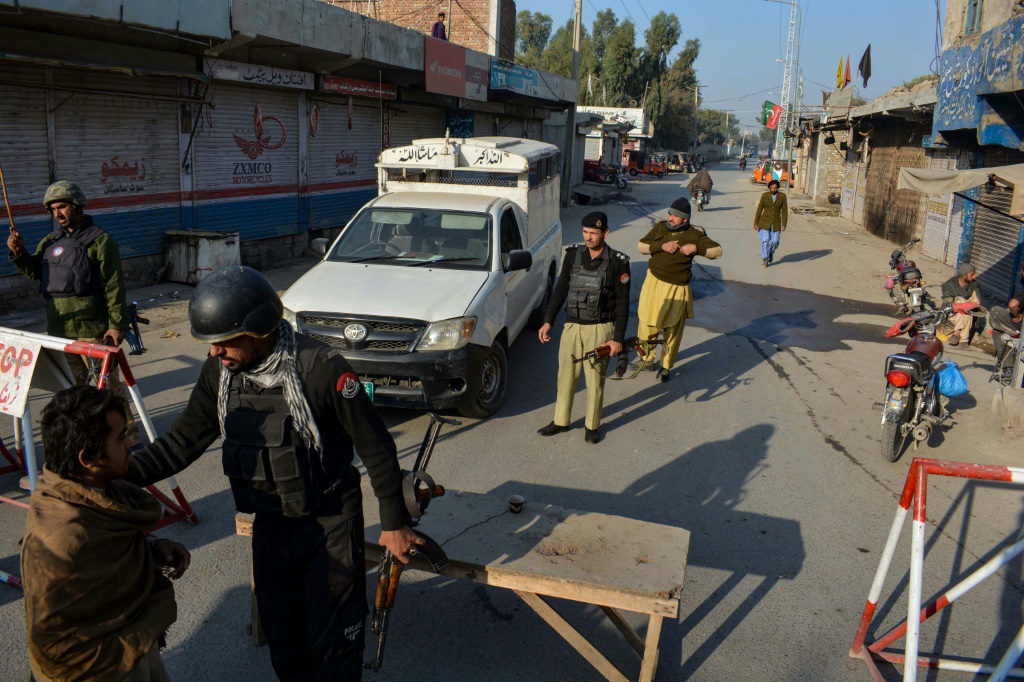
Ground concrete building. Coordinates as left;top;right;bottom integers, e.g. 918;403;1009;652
930;0;1024;301
0;0;575;310
577;107;653;162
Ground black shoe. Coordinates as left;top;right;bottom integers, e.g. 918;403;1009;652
768;253;774;264
584;428;600;444
538;422;569;436
656;367;670;382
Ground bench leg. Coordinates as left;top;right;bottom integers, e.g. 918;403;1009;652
638;615;663;682
514;590;629;682
600;605;645;657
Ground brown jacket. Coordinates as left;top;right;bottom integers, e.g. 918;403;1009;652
754;191;789;231
22;469;176;681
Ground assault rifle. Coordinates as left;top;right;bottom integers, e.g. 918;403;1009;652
365;413;457;672
571;336;664;380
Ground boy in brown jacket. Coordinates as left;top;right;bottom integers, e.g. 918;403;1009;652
21;385;190;681
753;179;789;267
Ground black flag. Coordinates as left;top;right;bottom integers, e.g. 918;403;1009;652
858;44;872;88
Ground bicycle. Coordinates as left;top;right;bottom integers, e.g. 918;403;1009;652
990;329;1021;387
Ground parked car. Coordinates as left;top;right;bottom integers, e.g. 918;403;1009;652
281;136;563;418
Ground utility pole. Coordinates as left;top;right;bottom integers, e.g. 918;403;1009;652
767;0;802;189
560;0;582;206
724;110;732;157
687;83;701;155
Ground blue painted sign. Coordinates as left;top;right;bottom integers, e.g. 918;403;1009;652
446;110;475;138
490;63;542;97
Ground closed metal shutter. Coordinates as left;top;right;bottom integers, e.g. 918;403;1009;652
307;97;381;231
193;84;299;240
584;137;601;160
970;181;1020;301
475;113;496;137
497;117;523;138
922;151;956;262
0;63;51;277
389;104;443;147
853;159;868;225
51;69;182;259
524;119;543;140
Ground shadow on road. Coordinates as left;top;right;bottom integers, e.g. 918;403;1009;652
774;249;833;264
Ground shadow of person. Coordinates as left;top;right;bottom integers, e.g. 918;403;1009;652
773;249;833;264
485;424;805;678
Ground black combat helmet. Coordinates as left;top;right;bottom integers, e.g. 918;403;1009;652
189;266;283;343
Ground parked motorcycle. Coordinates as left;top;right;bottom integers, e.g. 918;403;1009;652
878;301;986;461
884;238;934;314
694;188;708;212
607;163;628;189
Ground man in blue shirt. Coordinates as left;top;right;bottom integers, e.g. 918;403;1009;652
432;12;447;40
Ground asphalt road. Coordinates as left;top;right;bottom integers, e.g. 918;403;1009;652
2;165;1024;681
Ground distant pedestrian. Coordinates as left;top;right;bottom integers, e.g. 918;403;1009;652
432;11;447;40
753;178;788;267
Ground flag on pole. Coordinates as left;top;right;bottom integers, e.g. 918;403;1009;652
843;55;852;89
857;44;872;87
762;100;784;130
836;55;844;90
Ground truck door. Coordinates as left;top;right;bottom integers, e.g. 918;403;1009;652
499;206;533;337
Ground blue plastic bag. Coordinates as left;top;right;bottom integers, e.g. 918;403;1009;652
937;361;969;397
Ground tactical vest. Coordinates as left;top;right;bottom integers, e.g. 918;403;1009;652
566;248;613;323
40;223;106;299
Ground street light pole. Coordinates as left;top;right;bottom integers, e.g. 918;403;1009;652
687;83;701;157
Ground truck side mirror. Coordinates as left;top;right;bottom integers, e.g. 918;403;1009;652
310;238;329;258
506;249;532;272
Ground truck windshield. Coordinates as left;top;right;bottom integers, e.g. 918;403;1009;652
327;208;492;269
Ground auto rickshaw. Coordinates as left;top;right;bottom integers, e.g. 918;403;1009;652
751;159;793;185
624;150;667;179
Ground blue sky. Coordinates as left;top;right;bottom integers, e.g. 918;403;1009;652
513;0;944;129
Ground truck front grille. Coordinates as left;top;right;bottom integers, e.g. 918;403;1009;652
299;314;425;353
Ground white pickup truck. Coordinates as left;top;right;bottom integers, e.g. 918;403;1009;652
281;136;562;418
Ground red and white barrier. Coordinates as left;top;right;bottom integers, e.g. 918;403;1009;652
0;328;198;529
850;457;1024;681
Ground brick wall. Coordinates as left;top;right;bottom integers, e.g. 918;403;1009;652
324;0;505;55
825;129;850;201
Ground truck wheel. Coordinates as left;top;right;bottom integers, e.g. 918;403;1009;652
526;268;554;330
458;342;508;419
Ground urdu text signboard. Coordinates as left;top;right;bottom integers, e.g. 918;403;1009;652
425;37;467;98
0;333;41;419
203;58;313;90
465;51;489;101
321;75;397;100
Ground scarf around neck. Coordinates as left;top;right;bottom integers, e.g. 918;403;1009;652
216;321;323;459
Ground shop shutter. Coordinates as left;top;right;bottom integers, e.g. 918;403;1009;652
475;113;496;137
307;97;381;231
970;182;1020;301
51;69;182;259
496;117;523;138
0;63;51;277
584;137;601;160
853;158;868;226
389;104;444;147
192;84;299;240
921;151;956;262
524;119;543;140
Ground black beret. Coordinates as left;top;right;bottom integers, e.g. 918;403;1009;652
582;211;608;229
671;197;690;213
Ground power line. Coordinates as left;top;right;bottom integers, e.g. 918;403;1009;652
617;0;640;30
634;0;652;25
704;85;781;103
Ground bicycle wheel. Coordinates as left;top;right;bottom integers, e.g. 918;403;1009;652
998;345;1019;387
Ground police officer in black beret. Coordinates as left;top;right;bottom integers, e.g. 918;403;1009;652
537;211;630;444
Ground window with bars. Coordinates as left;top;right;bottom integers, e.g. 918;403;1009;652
964;0;983;35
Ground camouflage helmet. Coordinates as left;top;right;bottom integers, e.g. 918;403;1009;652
42;181;87;209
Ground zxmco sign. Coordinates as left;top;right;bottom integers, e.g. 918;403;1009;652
425;37;467;98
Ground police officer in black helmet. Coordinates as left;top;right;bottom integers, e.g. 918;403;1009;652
121;266;421;680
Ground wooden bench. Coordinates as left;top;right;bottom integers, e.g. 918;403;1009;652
236;484;689;682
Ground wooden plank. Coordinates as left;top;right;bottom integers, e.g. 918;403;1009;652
600;605;645;657
236;512;253;537
515;590;630;682
638;615;663;682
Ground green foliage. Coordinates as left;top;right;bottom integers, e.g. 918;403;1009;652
516;11;552;68
590;9;617;76
901;74;937;89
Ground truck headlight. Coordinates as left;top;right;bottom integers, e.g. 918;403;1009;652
416;317;476;351
283;307;298;328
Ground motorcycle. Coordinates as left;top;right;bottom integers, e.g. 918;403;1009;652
694;188;708;211
739;158;747;171
878;301;986;462
607;163;628;189
884;238;934;314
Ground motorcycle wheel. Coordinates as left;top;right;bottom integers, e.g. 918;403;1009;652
880;404;913;462
616;177;627;189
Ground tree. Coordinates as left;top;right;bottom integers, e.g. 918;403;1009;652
590;9;617;76
602;19;638;106
540;20;595;79
515;11;552;68
650;38;700;150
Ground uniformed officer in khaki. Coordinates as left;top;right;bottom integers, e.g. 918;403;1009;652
538;211;630;444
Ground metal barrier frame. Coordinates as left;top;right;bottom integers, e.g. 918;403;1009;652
850;457;1024;681
0;328;198;529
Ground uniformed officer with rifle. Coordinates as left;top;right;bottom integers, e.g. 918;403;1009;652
537;211;630;444
121;266;422;681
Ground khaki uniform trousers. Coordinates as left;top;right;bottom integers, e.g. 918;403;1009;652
63;335;139;441
554;321;614;430
637;276;694;370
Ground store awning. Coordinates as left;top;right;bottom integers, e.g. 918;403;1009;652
897;164;1024;216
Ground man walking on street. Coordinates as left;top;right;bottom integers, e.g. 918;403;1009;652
635;197;722;382
537;212;630;444
121;266;423;680
7;181;136;436
753;179;788;267
431;11;447;40
941;263;982;349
